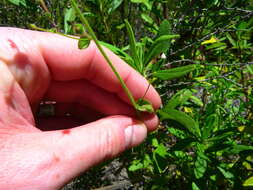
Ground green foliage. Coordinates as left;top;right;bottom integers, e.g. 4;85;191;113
135;99;154;113
1;0;253;189
78;37;90;49
153;64;197;80
8;0;26;6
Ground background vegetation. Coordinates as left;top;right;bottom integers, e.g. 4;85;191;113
1;0;253;189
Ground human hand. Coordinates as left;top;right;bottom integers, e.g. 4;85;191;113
0;28;161;190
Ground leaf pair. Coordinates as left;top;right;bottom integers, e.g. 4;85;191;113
124;19;180;75
160;89;202;138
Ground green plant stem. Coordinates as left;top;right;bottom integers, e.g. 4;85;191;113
30;24;80;40
71;0;139;114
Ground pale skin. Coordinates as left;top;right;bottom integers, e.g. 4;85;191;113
0;28;161;190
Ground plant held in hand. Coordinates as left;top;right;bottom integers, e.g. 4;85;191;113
71;0;154;116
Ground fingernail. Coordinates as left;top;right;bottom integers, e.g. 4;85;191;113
124;123;147;149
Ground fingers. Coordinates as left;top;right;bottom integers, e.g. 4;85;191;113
36;30;161;109
0;28;51;105
44;80;159;130
0;60;36;129
45;79;135;116
42;116;147;189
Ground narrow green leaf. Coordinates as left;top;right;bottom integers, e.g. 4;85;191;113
246;65;253;75
194;154;207;179
124;19;142;72
141;13;154;24
7;0;26;6
158;20;171;37
130;0;152;10
154;35;180;43
153;144;169;173
163;89;192;110
152;138;159;147
153;64;197;80
128;160;143;171
78;37;90;49
192;182;201;190
225;144;253;154
145;34;180;65
190;95;204;107
108;0;124;14
243;176;253;187
205;42;227;50
144;34;180;66
98;41;133;64
203;114;218;139
136;99;154;113
217;167;234;179
144;20;175;65
64;8;76;33
159;109;201;138
154;144;169;158
171;138;195;151
226;33;237;47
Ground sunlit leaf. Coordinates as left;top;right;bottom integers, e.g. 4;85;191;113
194;154;207;179
7;0;26;6
153;64;197;80
78;37;90;49
128;160;143;171
192;182;201;190
98;41;133;65
243;176;253;186
246;65;253;75
108;0;124;14
130;0;152;10
159;109;201;138
164;89;192;110
217;167;234;179
64;8;76;33
136;99;154;113
184;107;193;113
190;96;203;107
141;13;153;24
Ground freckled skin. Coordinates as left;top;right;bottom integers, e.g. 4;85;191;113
0;28;161;190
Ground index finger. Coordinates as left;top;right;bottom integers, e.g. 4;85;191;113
37;31;161;109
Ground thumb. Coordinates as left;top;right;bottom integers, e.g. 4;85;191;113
44;115;147;188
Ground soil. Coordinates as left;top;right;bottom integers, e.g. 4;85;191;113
61;158;141;190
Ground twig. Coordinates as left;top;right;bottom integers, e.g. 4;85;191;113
92;181;132;190
38;0;49;13
224;7;253;14
164;59;253;67
169;10;253;56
